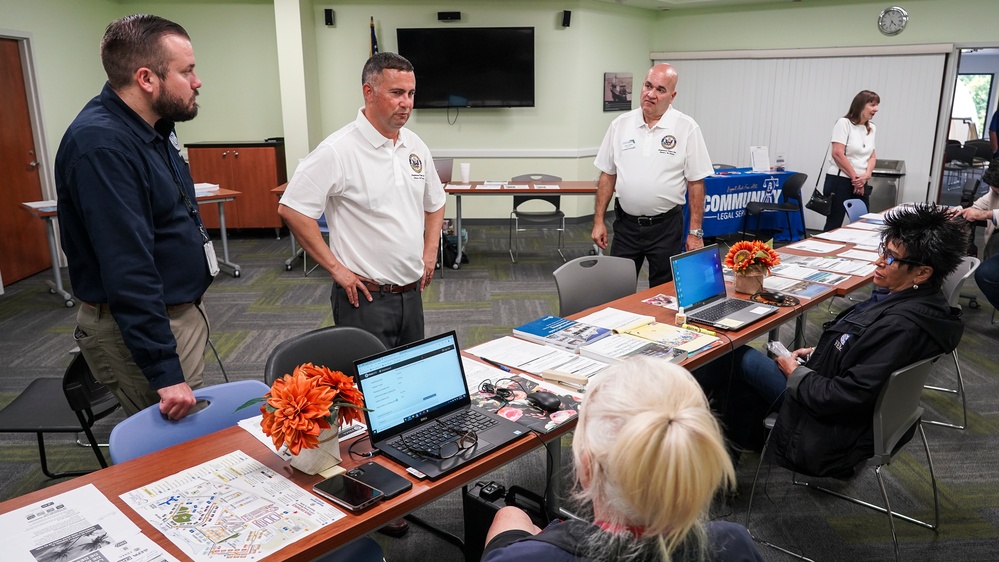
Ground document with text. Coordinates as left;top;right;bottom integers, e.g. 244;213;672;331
0;484;180;562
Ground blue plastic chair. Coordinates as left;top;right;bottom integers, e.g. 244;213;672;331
108;379;270;464
843;199;868;224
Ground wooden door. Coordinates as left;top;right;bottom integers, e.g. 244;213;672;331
230;147;282;228
187;146;233;229
0;38;49;283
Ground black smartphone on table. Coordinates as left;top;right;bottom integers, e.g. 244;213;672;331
346;462;413;499
312;473;384;511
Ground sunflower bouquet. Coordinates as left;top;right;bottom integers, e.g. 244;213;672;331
724;240;781;275
243;363;368;455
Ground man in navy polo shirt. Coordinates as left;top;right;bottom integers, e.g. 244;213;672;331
56;14;213;420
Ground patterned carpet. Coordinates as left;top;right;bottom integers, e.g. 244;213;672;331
1;222;998;561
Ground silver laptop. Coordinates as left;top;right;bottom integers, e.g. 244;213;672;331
670;244;778;331
354;331;528;480
433;157;453;184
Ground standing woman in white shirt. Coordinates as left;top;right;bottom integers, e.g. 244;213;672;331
822;90;880;231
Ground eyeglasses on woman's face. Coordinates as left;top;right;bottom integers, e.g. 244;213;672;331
877;243;924;267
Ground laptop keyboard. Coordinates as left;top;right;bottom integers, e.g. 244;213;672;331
695;299;754;322
389;410;498;453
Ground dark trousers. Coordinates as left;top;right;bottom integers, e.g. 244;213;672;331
693;346;786;459
822;173;869;232
976;250;999;310
610;206;684;288
331;285;425;349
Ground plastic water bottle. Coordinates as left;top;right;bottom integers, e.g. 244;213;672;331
775;153;785;171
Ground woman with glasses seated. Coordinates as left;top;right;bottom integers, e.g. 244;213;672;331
698;204;965;478
480;357;764;562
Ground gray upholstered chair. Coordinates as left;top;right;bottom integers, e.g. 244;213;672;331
746;355;942;562
922;256;980;430
553;255;637;316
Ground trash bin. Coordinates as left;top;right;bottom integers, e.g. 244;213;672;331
869;159;905;212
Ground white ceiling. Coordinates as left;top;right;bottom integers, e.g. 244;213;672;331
593;0;801;11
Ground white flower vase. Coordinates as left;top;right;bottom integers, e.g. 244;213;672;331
286;406;343;475
288;426;343;475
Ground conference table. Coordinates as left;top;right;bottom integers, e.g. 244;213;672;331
445;181;598;270
197;188;242;277
446;170;804;269
19;202;74;307
0;220;881;561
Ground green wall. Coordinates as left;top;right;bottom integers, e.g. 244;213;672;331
652;0;999;51
4;0;998;219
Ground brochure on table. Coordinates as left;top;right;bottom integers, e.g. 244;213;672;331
0;484;180;562
121;450;346;562
624;322;718;353
512;315;611;351
575;307;657;333
467;336;608;379
579;333;688;364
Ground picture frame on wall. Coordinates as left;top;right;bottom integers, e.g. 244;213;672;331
603;72;632;111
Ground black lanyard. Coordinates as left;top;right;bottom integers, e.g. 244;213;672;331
157;124;210;244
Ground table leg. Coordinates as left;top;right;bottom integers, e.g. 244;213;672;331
43;217;74;307
214;201;241;277
453;194;463;270
545;438;562;514
284;230;304;271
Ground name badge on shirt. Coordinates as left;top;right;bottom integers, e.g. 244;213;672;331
621;139;637;151
204;241;220;277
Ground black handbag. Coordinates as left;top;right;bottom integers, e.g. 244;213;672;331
806;146;833;216
805;189;833;216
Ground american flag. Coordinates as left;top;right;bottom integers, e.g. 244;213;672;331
369;17;378;57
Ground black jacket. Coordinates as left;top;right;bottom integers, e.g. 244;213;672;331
768;286;963;478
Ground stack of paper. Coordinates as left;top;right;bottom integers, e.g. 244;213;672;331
194;182;220;195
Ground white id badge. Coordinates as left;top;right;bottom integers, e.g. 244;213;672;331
204;241;220;277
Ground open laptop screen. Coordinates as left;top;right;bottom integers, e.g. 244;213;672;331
672;245;727;309
355;332;469;436
433;158;454;184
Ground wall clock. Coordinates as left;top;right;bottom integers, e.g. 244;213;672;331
878;6;908;36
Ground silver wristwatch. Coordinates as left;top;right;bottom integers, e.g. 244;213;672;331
689;228;704;238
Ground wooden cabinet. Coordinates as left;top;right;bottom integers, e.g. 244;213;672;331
186;141;287;229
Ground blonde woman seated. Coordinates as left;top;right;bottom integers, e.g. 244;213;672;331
481;358;763;562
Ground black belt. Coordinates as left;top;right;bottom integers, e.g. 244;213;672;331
615;202;681;226
362;281;419;294
83;297;202;314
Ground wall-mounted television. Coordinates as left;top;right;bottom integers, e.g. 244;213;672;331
396;27;535;109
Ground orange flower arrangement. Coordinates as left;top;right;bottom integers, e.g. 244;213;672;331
243;363;368;455
724;240;781;274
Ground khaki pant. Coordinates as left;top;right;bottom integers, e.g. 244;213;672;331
74;301;208;416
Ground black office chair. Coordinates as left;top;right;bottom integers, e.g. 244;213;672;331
264;325;386;384
509;174;566;263
944;144;977;187
0;354;119;478
964;138;994;168
741;172;808;241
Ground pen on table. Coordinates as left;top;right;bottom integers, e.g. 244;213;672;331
479;356;511;372
682;323;717;336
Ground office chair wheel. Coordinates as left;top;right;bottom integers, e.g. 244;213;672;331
233;270;241;278
65;299;75;308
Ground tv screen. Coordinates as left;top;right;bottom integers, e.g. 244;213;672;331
397;27;535;109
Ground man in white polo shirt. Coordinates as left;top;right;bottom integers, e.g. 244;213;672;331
279;52;446;349
591;63;713;287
